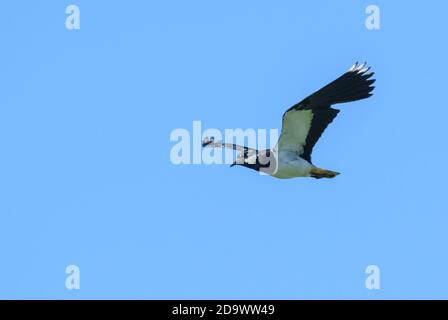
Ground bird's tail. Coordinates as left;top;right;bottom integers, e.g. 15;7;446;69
311;62;376;106
310;168;340;179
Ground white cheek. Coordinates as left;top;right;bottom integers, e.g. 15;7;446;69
245;154;257;164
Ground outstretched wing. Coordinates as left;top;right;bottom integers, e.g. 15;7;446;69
274;62;375;163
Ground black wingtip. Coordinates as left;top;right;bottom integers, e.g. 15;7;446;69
325;62;376;104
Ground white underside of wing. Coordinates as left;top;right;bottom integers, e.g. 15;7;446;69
274;109;314;155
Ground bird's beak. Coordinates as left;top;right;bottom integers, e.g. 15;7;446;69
202;136;215;148
202;140;212;147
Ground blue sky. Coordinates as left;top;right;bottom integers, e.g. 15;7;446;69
1;1;447;299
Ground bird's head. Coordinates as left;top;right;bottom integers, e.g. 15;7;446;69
202;136;215;147
230;149;277;175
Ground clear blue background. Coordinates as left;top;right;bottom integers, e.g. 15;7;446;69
1;0;447;299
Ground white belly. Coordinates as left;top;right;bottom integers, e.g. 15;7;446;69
271;152;313;179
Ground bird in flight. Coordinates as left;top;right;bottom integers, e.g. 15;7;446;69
203;62;375;179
